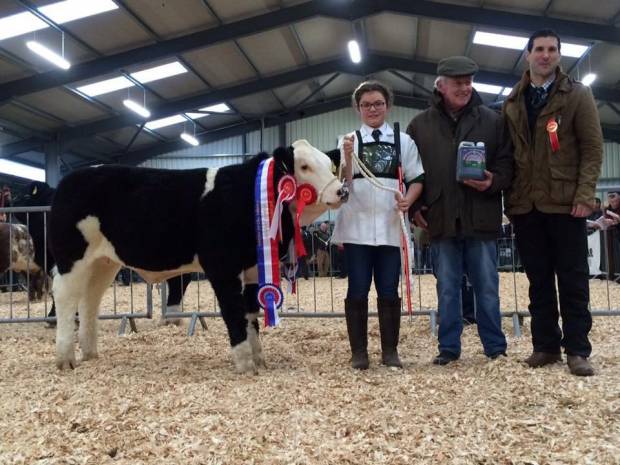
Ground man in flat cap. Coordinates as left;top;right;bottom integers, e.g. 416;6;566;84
503;29;602;376
407;56;513;365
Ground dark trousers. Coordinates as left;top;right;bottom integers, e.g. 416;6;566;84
344;243;401;300
512;209;592;357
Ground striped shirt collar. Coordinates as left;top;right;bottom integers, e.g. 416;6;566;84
530;76;555;92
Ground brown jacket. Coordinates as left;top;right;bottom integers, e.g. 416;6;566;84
503;69;603;215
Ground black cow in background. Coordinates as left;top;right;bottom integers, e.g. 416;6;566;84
163;273;192;324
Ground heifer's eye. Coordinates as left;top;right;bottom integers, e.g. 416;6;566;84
301;164;310;171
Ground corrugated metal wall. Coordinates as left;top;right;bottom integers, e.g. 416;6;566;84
140;136;246;169
602;142;620;179
246;126;279;154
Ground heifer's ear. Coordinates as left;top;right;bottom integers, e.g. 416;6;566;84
325;149;341;170
273;146;295;174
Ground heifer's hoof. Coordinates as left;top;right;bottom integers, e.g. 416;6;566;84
253;353;267;369
158;318;182;327
56;356;77;370
231;340;258;375
81;351;99;362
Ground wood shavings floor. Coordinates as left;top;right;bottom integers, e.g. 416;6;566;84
0;275;619;465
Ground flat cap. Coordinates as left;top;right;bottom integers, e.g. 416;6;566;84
437;56;479;77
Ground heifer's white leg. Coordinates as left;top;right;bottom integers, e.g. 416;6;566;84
54;264;90;370
79;259;120;361
209;273;256;374
246;312;266;369
242;267;266;369
231;339;256;374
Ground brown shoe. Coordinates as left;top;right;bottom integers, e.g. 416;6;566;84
567;355;595;377
525;351;562;368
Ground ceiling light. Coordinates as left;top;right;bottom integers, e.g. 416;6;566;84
123;99;151;118
76;76;133;97
561;43;589;58
582;73;597;86
473;31;589;58
26;41;71;70
0;159;45;182
0;12;47;41
200;103;231;113
74;61;187;97
501;87;512;96
40;0;118;24
186;103;232;119
180;132;199;146
145;103;230;131
0;0;118;42
131;62;187;84
145;115;186;130
348;40;361;63
473;83;504;95
474;31;527;51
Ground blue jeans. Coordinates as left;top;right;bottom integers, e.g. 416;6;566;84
344;244;401;300
431;237;506;357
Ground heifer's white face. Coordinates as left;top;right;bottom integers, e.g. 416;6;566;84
292;139;344;208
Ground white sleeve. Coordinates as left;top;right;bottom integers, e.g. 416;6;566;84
400;132;424;183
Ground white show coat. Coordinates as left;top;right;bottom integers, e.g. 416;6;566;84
331;122;424;247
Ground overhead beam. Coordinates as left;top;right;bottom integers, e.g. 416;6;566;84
0;0;618;102
0;138;43;158
602;124;620;142
58;53;620;144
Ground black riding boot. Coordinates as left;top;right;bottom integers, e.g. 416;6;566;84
344;298;369;370
378;297;403;368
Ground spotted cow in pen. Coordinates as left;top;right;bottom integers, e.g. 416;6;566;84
12;181;56;302
0;222;46;294
50;140;347;374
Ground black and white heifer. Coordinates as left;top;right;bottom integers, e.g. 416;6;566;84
50;140;346;373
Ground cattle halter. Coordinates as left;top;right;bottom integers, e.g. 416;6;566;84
316;176;341;205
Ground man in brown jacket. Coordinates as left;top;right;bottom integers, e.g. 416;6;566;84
408;56;513;365
503;29;603;376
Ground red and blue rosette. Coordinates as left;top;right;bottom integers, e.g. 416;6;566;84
255;158;283;327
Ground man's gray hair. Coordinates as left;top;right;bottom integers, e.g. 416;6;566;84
434;75;475;89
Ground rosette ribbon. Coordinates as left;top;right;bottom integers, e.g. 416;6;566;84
294;183;318;258
254;158;282;327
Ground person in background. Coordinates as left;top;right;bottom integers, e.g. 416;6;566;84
332;80;424;370
314;221;331;277
503;29;603;376
408;56;512;365
0;186;11;222
587;197;603;221
593;192;620;282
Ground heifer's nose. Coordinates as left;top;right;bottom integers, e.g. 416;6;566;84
337;185;349;202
